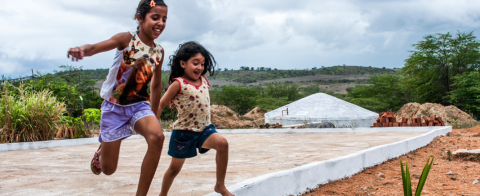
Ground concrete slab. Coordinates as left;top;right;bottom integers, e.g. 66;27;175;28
0;128;445;196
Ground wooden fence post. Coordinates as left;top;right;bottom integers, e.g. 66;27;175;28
1;75;4;91
31;69;35;91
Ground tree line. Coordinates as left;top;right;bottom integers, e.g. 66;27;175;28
346;31;480;118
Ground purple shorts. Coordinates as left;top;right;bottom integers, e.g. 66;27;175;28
99;101;155;142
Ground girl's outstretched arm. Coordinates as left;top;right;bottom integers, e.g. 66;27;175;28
150;52;165;117
156;80;180;119
67;32;131;61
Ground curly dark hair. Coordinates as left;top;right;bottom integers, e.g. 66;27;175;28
168;41;217;84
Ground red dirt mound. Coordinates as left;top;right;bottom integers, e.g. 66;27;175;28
242;107;265;126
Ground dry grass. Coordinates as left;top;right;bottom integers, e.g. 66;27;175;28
0;84;66;143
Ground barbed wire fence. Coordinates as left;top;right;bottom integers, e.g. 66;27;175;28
1;69;38;90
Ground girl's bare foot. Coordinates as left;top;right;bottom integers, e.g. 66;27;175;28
214;184;234;196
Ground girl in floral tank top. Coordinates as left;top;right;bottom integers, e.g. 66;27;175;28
171;76;211;132
157;42;234;196
67;1;168;195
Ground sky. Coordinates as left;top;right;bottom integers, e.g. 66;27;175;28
1;0;479;78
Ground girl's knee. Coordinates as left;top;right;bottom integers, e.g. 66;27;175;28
167;166;182;177
216;138;229;151
146;131;165;148
146;130;165;143
102;165;117;175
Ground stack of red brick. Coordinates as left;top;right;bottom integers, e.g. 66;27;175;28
260;123;283;129
372;112;445;127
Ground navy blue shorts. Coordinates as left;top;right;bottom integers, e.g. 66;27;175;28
168;124;218;159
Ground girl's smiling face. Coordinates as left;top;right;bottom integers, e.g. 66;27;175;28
138;5;168;40
181;53;205;81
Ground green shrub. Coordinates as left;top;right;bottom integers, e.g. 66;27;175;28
84;108;100;131
160;105;178;121
301;84;321;96
61;116;89;139
263;82;303;101
0;84;66;143
210;85;258;115
256;96;289;111
84;108;100;125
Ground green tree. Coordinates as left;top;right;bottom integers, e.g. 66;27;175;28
301;84;321;96
211;85;258;114
256;96;289;110
346;74;408;112
402;31;480;105
262;83;303;101
449;71;480;118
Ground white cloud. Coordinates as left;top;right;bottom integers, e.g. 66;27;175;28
0;60;27;75
1;0;479;77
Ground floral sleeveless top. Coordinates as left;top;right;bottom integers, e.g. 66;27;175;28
100;31;164;105
171;76;211;132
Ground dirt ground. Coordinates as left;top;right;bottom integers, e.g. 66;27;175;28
303;126;480;196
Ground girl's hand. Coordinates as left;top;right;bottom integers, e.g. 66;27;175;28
66;32;131;62
67;46;85;61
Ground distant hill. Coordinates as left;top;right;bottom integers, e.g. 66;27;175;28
210;66;397;83
55;65;397;84
77;69;109;80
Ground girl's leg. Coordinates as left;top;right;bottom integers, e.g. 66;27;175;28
134;115;165;196
202;133;234;196
99;139;122;175
159;158;186;196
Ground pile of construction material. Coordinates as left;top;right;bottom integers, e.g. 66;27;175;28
259;123;283;129
395;102;476;126
210;105;257;129
372;112;445;127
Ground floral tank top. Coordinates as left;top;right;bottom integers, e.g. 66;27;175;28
100;31;164;105
171;76;211;132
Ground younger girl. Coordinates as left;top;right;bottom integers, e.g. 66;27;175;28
157;42;234;196
67;0;167;195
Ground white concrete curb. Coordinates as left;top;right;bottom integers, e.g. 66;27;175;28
0;127;437;152
216;127;441;134
0;133;171;152
205;126;451;196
